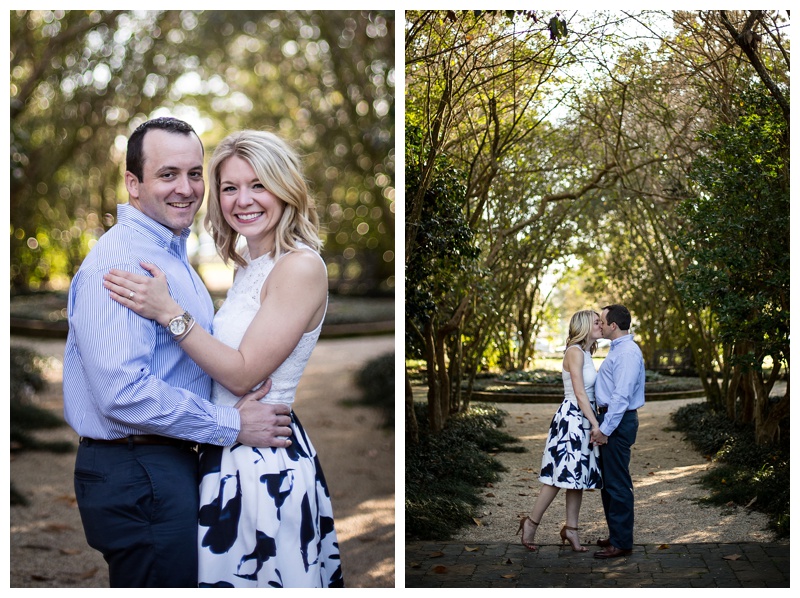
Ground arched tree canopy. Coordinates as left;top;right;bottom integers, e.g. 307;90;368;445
405;9;789;441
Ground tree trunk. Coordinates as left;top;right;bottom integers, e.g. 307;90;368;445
435;328;451;423
424;320;443;433
738;368;756;424
448;333;463;413
754;374;789;445
405;371;419;445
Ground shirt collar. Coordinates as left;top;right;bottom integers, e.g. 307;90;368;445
116;203;190;250
610;334;633;349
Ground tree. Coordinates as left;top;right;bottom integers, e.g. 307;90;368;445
405;11;635;431
675;85;789;444
405;126;479;435
10;10;395;294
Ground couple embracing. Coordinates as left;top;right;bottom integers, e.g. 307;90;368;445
64;117;342;587
517;305;645;559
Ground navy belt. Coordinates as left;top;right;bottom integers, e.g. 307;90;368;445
596;406;638;416
80;435;197;450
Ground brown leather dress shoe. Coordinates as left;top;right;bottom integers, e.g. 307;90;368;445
597;537;611;548
594;545;633;559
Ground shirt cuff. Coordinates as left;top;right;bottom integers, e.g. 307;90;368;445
210;405;241;445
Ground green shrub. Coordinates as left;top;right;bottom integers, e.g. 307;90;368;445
406;402;523;540
355;351;394;427
10;345;71;454
10;345;47;401
670;402;789;538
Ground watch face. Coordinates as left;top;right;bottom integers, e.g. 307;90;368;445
169;318;187;335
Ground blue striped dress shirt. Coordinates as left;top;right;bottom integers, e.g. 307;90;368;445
63;203;239;445
595;334;646;436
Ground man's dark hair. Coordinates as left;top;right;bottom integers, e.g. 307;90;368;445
126;117;202;181
603;304;631;331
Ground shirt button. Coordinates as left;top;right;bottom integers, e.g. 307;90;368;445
218;437;224;443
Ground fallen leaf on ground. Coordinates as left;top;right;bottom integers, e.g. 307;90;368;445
409;562;421;569
723;554;741;561
429;551;444;558
433;565;448;574
465;546;479;552
746;496;757;508
472;518;484;526
79;567;99;580
658;544;670;550
59;548;81;555
501;574;516;579
486;492;495;497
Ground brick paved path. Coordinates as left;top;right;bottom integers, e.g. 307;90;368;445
405;541;789;588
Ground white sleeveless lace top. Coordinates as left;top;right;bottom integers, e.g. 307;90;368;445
210;248;327;407
562;346;597;405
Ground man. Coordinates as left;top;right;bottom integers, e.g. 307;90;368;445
590;304;645;559
63;117;292;587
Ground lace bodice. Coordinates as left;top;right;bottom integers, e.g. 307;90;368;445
562;346;597;405
210;248;326;407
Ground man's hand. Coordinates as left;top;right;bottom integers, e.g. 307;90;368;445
234;380;293;448
591;427;608;446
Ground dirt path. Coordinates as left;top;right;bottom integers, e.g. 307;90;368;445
446;399;780;548
10;334;395;588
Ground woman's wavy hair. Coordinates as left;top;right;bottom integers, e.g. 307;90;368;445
565;309;599;355
204;130;321;267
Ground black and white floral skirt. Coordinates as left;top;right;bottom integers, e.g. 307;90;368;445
198;412;343;588
538;398;603;490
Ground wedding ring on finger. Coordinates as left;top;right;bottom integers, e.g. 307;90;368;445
128;291;135;300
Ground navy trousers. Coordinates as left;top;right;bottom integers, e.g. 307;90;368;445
598;409;639;550
74;440;200;587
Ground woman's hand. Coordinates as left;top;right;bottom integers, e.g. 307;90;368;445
103;262;183;327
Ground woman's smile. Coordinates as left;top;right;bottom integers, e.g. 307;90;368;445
219;155;286;257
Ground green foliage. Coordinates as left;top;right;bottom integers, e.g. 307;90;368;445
498;370;564;385
10;10;395;295
670;402;789;538
10;345;47;400
675;85;789;370
354;352;394;427
547;15;568;41
406;402;523;540
405;124;480;357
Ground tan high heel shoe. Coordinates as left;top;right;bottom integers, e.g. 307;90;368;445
516;516;540;551
560;525;588;552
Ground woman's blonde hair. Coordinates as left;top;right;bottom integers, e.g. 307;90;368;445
204;129;322;267
565;309;599;355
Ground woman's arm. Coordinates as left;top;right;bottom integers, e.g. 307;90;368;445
104;251;327;396
563;345;601;431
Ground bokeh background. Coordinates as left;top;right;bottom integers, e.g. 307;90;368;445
10;10;395;299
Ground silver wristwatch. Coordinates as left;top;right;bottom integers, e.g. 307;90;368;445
167;311;194;339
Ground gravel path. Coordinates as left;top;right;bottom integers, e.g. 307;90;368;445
10;334;396;588
448;399;780;549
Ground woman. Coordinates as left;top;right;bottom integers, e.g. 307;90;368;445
103;130;342;587
516;310;604;552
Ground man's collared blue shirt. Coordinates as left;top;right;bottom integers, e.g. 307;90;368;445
595;334;646;436
63;203;239;444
